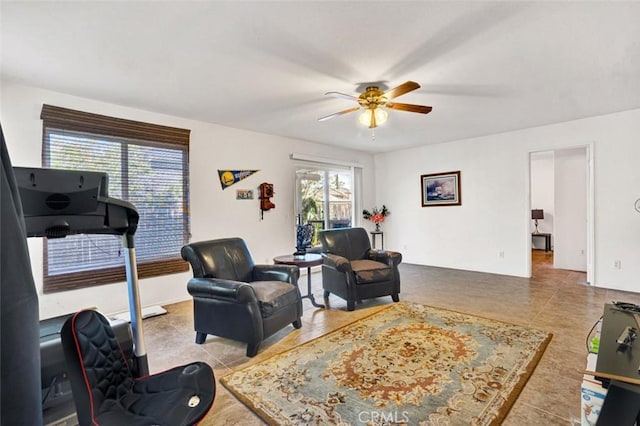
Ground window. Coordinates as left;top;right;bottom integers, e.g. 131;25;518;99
295;165;357;246
40;105;189;293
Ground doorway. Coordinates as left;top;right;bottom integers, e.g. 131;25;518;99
529;146;594;284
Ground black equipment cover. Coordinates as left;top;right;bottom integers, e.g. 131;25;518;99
1;125;43;425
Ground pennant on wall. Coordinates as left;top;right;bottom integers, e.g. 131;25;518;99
218;170;259;190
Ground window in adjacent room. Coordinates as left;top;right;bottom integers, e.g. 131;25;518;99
40;105;190;293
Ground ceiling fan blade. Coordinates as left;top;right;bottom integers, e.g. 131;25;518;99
318;106;360;122
384;81;420;100
386;102;432;114
325;91;359;101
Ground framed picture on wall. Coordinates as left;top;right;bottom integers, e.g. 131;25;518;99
236;189;254;200
421;171;461;207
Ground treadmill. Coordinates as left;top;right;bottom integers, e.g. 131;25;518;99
13;167;150;421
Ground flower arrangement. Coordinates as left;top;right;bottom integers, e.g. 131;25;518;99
362;205;390;231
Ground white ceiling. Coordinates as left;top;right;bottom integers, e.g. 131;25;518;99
2;1;640;153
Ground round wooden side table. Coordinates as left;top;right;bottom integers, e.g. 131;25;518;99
273;253;325;308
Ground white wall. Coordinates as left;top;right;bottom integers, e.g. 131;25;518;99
554;148;587;271
375;109;640;292
4;81;640;313
0;81;375;319
530;151;554;247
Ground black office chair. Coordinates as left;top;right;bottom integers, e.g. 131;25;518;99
61;309;215;425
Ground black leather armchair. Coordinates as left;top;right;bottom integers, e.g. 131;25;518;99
318;227;402;311
181;238;303;357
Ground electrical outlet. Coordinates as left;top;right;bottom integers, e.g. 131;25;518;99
499;251;505;258
614;260;622;269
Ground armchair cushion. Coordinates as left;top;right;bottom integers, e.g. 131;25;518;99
350;259;394;284
251;281;301;317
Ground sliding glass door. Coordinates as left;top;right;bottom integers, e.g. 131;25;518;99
296;166;354;246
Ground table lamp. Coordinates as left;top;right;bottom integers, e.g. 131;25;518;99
531;209;544;234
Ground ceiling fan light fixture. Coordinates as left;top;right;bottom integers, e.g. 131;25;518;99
375;108;388;125
358;110;371;127
359;107;387;128
319;81;430;127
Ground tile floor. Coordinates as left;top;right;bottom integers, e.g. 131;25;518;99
140;251;640;425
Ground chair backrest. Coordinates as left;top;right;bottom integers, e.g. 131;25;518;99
181;237;255;282
61;310;135;424
318;227;371;261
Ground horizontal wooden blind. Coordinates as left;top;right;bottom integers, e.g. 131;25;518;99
41;105;190;293
41;104;189;146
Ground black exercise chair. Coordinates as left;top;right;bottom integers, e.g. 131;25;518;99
61;309;215;425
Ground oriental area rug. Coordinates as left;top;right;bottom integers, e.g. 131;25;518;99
221;302;552;425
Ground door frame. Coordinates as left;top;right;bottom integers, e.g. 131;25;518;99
527;143;594;284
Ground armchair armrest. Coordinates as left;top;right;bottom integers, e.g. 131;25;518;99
187;278;259;303
366;249;402;267
252;264;300;284
322;253;353;274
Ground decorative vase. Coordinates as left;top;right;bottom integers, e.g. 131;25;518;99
294;223;315;257
375;223;381;232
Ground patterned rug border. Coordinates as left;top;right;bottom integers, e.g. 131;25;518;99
221;302;553;425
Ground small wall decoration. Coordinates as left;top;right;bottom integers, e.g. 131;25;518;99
259;182;275;219
421;171;461;207
218;170;259;190
236;189;254;200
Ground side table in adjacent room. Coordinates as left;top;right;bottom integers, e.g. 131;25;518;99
370;231;384;250
531;232;552;252
274;253;325;308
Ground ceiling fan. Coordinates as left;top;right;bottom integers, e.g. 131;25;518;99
318;81;432;128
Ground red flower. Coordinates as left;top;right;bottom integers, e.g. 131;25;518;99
371;213;384;224
362;205;390;223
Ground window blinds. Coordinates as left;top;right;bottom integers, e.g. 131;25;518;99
40;105;190;292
